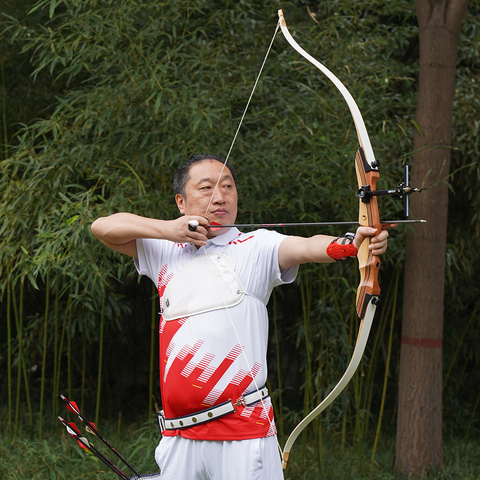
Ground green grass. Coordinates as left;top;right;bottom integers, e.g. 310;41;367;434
1;418;479;480
0;419;160;480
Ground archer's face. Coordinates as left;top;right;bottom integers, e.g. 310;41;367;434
175;160;238;236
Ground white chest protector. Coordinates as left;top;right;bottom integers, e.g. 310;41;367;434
161;252;245;321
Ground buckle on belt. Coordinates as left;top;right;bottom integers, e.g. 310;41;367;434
234;395;246;407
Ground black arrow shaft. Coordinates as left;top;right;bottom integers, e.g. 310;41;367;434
206;219;426;229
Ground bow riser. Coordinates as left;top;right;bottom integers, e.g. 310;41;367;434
355;148;381;319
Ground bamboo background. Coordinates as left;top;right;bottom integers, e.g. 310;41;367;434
1;0;479;471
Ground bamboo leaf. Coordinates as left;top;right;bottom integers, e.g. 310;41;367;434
66;215;80;226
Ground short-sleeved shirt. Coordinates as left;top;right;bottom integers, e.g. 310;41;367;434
135;227;298;441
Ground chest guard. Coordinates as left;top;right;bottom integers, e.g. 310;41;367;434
162;252;245;321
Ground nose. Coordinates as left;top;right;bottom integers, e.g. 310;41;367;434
211;188;226;204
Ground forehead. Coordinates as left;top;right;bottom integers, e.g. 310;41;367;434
187;160;232;184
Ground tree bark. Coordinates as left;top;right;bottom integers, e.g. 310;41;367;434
395;0;469;475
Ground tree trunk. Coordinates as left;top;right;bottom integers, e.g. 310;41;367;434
395;0;469;475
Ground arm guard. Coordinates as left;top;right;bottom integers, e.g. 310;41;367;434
326;233;358;261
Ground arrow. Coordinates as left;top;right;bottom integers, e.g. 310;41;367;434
59;394;140;477
199;219;426;230
58;416;130;480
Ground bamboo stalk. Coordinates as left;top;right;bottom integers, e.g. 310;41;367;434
39;274;50;437
95;297;106;425
7;280;12;436
20;282;33;427
361;306;385;437
12;280;21;435
361;266;398;438
52;279;60;420
13;281;33;431
54;291;70;421
14;281;33;429
370;268;400;468
67;289;73;399
81;329;86;412
1;58;8;162
300;276;313;461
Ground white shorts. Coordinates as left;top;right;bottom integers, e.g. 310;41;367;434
154;435;284;480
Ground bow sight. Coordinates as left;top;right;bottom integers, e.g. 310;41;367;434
357;165;422;217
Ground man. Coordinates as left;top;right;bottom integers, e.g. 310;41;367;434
91;153;390;479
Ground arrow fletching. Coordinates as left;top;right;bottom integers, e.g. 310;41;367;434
65;421;90;452
59;417;91;452
67;421;80;437
85;423;96;435
60;394;81;416
68;400;80;415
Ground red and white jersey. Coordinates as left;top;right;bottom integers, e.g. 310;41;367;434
135;228;298;441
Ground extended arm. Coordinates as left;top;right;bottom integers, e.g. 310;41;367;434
278;226;390;270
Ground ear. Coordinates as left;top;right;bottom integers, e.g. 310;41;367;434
175;194;186;215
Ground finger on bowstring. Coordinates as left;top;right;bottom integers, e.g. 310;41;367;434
188;219;199;232
188;216;209;229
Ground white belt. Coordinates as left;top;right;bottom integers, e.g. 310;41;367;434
157;386;269;431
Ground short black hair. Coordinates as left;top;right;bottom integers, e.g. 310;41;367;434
173;153;238;196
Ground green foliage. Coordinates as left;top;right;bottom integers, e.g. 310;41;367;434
443;0;480;436
0;0;479;469
1;420;480;480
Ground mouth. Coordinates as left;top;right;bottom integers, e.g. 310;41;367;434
211;208;228;216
